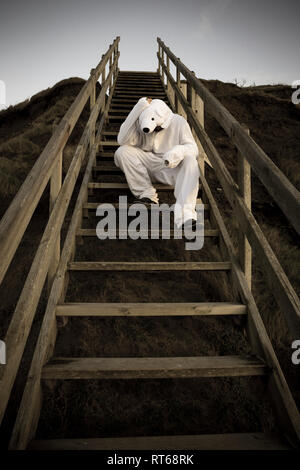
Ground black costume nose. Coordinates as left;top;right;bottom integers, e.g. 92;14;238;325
143;127;150;133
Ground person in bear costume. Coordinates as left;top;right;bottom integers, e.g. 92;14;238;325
114;97;200;228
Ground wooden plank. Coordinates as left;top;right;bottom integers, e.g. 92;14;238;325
29;433;291;450
0;57;121;426
96;152;115;157
115;88;163;92
92;166;121;172
157;38;300;236
238;126;252;289
118;70;160;74
0;130;89;426
0;37;120;288
199;168;300;446
76;228;218;237
158;56;300;337
42;355;267;379
68;261;232;271
107;116;126;120
48;150;62;293
83;201;210;210
56;302;246;317
99;140;119;145
9;115;109;451
193;115;300;336
115;85;164;89
110;103;134;108
113;95;167;100
88;182;174;190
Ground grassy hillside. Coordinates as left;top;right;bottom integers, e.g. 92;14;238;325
0;77;102;216
0;77;299;444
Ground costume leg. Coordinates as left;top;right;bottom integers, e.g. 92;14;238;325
151;154;200;227
114;145;160;203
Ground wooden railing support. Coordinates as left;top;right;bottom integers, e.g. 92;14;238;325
157;36;300;337
0;37;120;426
47;150;62;293
238;126;252;289
89;68;97;148
157;37;300;236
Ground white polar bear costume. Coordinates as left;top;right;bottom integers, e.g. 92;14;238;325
114;97;200;227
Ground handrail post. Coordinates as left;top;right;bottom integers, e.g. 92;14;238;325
161;49;165;87
190;72;205;177
89;68;97;148
47;140;62;294
166;54;170;91
178;80;187;120
175;64;180;112
166;55;175;109
157;43;161;77
238;125;252;289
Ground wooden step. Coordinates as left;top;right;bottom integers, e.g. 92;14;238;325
114;90;165;95
28;433;291;450
110;103;135;108
108;110;132;114
96;152;115;158
111;99;168;105
117;74;160;78
101;131;119;135
113;94;167;99
118;70;160;74
117;77;161;80
111;97;166;102
92;165;121;172
88;182;174;190
41;355;267;380
117;77;160;81
113;95;167;100
109;108;133;112
56;302;246;317
117;77;161;81
76;228;217;237
99;140;119;146
114;89;164;94
68;261;232;271
107;115;126;120
115;86;164;90
83;201;210;210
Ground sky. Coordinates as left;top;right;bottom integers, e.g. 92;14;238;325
0;0;299;108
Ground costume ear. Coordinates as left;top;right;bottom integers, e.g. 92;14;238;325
160;108;173;128
152;99;173;129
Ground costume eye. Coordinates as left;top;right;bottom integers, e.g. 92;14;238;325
151;118;155;120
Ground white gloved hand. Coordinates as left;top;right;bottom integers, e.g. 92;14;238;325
163;149;184;168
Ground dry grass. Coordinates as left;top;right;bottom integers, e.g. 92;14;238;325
0;77;299;443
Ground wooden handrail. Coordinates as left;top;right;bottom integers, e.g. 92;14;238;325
157;38;300;337
0;37;120;287
157;38;300;236
0;39;120;425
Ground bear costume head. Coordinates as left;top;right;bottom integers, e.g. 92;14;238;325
138;99;174;134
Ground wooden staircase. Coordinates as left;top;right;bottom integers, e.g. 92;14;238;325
0;38;299;450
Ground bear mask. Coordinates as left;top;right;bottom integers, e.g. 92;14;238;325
138;99;174;134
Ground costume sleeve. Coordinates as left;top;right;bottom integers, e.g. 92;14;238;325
176;117;199;158
117;97;150;146
163;117;199;167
